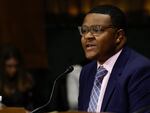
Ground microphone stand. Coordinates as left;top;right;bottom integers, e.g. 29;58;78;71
30;66;74;113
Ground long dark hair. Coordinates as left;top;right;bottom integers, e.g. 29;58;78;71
0;45;32;95
0;45;23;71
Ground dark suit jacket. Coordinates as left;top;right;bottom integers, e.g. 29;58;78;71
78;46;150;113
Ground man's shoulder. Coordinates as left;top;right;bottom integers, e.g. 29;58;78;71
126;47;150;64
120;47;150;71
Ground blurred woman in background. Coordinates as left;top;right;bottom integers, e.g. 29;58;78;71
0;45;34;110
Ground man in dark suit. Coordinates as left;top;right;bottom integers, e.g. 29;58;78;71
78;5;150;113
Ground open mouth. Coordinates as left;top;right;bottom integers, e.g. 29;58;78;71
86;44;96;50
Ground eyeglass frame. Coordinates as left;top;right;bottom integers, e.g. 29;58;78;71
78;25;116;36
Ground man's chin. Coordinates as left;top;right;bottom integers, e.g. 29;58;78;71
85;54;97;60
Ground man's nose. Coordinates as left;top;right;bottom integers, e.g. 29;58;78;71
83;32;94;39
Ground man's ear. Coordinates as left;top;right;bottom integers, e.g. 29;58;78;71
116;29;125;44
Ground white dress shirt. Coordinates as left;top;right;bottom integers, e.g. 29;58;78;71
96;50;122;112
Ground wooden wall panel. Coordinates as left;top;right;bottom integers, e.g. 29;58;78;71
0;0;48;68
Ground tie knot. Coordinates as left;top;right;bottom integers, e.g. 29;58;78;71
96;66;108;80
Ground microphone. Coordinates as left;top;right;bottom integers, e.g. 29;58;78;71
30;65;74;113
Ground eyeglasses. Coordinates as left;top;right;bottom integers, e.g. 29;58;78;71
78;25;115;36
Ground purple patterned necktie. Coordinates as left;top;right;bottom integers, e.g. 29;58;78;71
87;66;108;112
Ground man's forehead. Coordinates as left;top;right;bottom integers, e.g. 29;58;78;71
83;13;112;25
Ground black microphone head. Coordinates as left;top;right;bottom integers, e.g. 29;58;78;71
66;65;74;73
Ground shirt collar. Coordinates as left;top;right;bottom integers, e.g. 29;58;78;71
97;49;122;72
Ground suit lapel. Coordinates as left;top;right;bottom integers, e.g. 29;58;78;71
101;47;131;111
84;61;97;110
